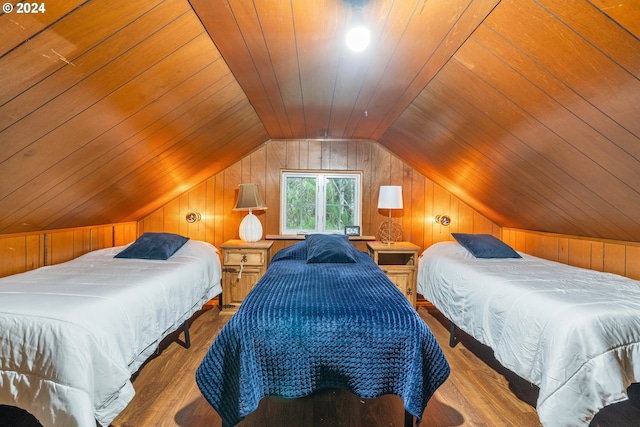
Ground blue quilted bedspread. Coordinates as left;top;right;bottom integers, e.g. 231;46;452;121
196;241;449;426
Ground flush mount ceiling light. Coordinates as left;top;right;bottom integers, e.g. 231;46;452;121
345;24;370;52
345;4;370;52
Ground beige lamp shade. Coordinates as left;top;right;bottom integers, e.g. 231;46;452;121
233;184;267;242
233;183;267;211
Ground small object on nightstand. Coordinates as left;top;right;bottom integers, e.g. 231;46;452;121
367;241;420;307
220;239;273;314
345;225;360;236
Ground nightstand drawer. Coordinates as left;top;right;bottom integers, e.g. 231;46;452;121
220;240;273;315
223;250;266;266
377;252;416;266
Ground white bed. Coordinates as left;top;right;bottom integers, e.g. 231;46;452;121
0;239;222;427
418;241;640;427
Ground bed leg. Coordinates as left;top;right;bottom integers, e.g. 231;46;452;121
182;320;191;349
404;410;414;427
449;323;457;347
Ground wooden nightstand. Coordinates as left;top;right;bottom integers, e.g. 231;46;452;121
367;241;421;307
220;239;273;315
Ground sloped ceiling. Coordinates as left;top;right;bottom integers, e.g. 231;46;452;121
0;0;269;234
1;0;639;242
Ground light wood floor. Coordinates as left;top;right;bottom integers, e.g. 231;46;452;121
3;305;638;426
106;305;640;427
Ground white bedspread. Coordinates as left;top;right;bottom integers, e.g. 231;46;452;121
0;240;222;427
418;241;640;427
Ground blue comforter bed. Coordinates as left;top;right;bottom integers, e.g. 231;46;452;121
196;239;449;426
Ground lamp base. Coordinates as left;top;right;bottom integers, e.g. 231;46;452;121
239;212;263;243
377;219;403;244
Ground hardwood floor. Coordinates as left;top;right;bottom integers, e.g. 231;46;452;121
109;304;640;427
2;305;639;426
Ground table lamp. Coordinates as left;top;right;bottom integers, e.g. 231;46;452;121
233;183;267;242
377;185;403;244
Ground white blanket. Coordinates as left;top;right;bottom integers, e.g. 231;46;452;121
0;240;222;427
418;241;640;427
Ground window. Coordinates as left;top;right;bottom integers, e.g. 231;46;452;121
281;171;361;235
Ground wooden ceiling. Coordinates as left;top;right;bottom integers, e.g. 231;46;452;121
1;0;639;242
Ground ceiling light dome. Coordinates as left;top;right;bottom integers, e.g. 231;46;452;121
346;25;370;52
345;2;370;52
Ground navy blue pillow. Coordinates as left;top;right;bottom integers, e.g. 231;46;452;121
451;233;521;259
115;232;189;260
305;234;357;263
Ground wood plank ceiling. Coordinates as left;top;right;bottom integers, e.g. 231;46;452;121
0;0;639;242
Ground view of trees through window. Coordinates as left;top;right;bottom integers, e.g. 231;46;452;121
281;172;361;234
325;177;356;230
285;176;317;231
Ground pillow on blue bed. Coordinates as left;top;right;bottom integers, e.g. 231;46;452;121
451;233;521;259
305;234;357;263
114;232;189;260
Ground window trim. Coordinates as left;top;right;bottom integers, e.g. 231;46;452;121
280;170;362;235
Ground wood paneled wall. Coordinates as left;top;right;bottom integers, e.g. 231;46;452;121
139;139;640;283
139;139;499;254
503;228;640;281
1;140;637;286
0;222;137;278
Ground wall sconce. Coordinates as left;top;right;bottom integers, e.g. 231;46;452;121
233;183;268;242
377;185;403;244
435;215;451;226
185;212;201;223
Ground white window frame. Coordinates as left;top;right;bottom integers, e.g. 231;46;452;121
280;170;362;235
